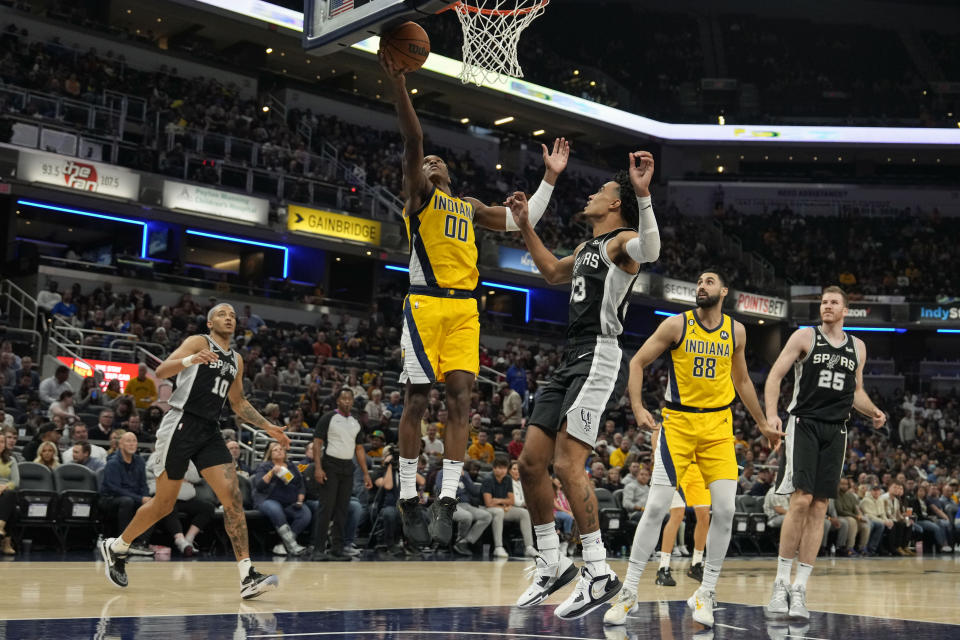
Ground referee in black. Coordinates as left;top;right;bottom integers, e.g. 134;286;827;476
310;388;373;560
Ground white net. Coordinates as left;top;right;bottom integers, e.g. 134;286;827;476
450;0;548;85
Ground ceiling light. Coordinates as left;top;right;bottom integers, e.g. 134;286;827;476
156;17;162;22
460;117;470;124
495;164;502;170
265;47;273;54
589;80;596;87
717;166;724;173
494;116;514;125
410;88;418;94
532;129;545;136
262;106;270;112
718;115;725;125
573;69;580;76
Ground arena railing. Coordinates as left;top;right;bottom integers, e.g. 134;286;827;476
49;318;167;364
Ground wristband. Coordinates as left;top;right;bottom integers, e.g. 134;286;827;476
181;354;197;368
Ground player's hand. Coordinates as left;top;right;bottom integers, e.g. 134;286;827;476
377;48;406;86
542;137;569;178
628;151;654;197
264;424;290;449
193;349;219;365
315;466;327;485
634;405;658;431
759;415;785;451
871;408;886;429
506;191;530;229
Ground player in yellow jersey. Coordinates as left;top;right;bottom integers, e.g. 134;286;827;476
378;51;563;548
604;270;776;628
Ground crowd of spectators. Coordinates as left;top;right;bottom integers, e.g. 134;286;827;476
718;205;958;301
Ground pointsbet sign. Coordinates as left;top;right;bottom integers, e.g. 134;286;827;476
287;205;381;246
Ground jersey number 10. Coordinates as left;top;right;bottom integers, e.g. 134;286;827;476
211;376;229;398
443;214;469;242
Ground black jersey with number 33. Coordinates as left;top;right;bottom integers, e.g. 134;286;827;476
566;228;638;341
787;326;859;423
168;335;239;422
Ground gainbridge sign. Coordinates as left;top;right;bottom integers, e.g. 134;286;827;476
17;150;140;199
287;204;381;246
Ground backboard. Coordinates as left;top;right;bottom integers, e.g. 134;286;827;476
304;0;451;56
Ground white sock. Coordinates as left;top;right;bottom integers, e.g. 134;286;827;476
692;548;704;565
659;551;672;569
701;561;721;591
111;536;130;554
238;557;252;580
776;555;794;584
793;562;813;588
440;459;463;500
399;456;418;500
534;523;559;566
580;530;607;576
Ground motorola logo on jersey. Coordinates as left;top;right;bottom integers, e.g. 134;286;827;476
720;330;730;340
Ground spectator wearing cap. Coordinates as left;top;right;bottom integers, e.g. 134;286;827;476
22;423;61;462
467;429;495;465
125;364;157;410
499;383;522;429
366;430;386;458
61;423;107;465
38;366;72;407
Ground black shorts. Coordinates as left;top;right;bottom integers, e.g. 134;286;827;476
527;336;626;447
153;409;232;481
775;414;847;500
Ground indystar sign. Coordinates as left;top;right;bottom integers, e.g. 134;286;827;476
917;306;960;321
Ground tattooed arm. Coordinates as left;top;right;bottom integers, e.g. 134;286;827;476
228;359;291;449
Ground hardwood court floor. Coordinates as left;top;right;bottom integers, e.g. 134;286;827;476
0;555;957;626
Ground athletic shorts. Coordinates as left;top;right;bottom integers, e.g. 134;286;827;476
528;336;624;447
671;461;711;508
776;414;847;499
400;288;479;384
651;406;737;489
152;409;232;481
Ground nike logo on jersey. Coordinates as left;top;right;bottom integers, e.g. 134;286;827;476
845;347;855;353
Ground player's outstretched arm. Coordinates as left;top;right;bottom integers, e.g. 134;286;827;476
764;328;813;427
155;335;217;379
731;321;780;448
505;191;574;284
628;314;683;430
622;151;661;264
852;338;886;428
471;137;569;231
378;49;428;208
227;359;291;449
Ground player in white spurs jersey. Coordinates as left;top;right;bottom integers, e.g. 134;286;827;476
506;148;661;620
98;303;291;599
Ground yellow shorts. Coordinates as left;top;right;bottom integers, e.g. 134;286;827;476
400;292;479;384
652;407;737;489
673;461;711;507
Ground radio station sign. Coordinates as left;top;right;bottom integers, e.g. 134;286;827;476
163;181;269;225
287;204;381;246
662;277;698;304
57;357;140;392
18;150;140;199
498;247;540;274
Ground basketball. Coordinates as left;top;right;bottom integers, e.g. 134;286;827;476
381;21;430;72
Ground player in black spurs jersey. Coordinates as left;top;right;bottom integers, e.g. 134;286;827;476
763;286;885;620
98;303;291;600
506;149;661;620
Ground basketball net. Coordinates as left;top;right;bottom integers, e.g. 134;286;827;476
448;0;548;85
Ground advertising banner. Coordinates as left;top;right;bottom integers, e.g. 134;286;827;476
57;357;140;392
287;204;381;246
18;150;140;199
498;247;541;275
733;291;788;319
662;277;698;304
163;181;269;225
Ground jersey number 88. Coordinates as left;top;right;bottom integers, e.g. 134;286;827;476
692;356;716;379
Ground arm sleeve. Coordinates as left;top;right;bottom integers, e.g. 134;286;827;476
504;180;553;231
624;196;661;263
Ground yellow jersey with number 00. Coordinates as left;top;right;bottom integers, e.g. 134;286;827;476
664;310;736;410
403;187;479;291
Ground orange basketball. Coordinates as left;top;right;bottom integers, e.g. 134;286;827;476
381;21;430;72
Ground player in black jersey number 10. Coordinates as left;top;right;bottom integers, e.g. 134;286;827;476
98;303;291;600
763;286;885;620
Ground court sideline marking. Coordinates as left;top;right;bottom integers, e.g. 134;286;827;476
247;632;602;639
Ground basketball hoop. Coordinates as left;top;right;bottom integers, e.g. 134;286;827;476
445;0;548;85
